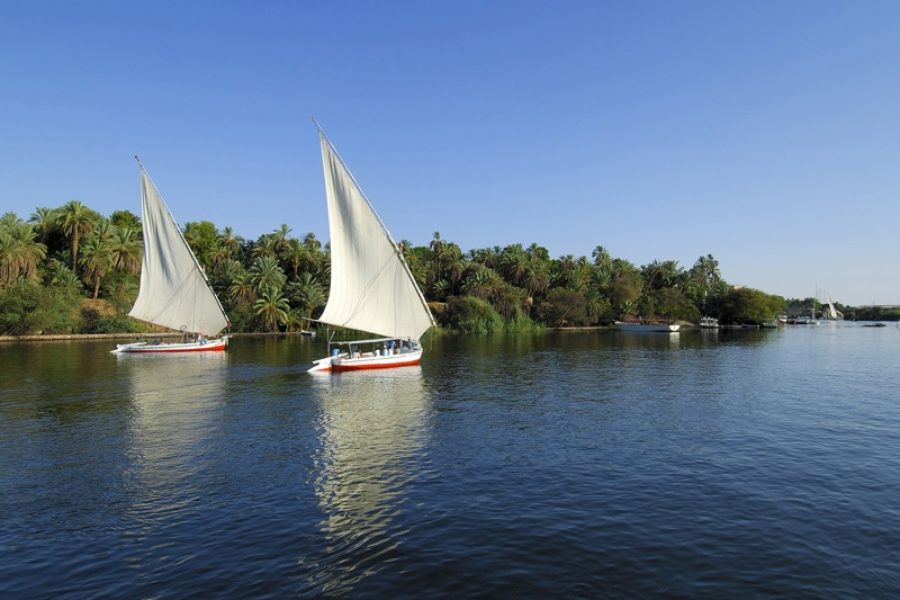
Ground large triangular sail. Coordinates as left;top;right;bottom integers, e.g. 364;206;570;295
316;130;434;340
128;168;229;336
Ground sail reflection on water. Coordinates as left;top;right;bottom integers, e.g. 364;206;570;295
119;353;228;514
304;366;430;595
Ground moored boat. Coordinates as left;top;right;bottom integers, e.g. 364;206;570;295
615;321;680;333
698;316;719;329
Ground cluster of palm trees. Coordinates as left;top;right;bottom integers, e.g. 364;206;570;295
2;202;142;297
195;224;329;332
401;233;730;328
3;198;761;335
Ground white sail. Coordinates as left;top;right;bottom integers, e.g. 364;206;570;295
128;169;229;336
316;131;434;340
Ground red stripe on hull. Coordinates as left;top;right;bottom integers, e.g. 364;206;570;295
331;358;421;372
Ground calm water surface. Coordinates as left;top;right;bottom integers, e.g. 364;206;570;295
2;325;899;598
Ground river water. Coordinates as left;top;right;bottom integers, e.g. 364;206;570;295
1;324;899;598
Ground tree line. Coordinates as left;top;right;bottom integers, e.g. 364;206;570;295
1;200;802;335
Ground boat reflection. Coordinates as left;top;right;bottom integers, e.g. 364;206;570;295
304;366;430;595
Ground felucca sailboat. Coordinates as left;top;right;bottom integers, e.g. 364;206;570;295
113;159;230;353
308;123;434;372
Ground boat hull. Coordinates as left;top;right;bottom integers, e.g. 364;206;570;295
615;321;680;333
308;348;423;372
112;337;228;354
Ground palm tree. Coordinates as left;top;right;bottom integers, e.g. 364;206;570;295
254;287;290;332
526;243;549;262
524;260;550;297
79;235;114;299
444;243;466;287
219;227;242;261
109;226;143;276
249;255;286;294
228;272;256;309
400;240;428;290
58;200;97;271
94;218;114;243
462;265;500;302
217;258;245;285
553;254;579;289
45;258;82;292
303;232;322;252
271;224;292;255
468;246;499;269
642;259;682;291
280;238;308;279
29;207;58;244
252;235;278;260
208;244;231;268
592;245;613;277
290;272;326;321
0;218;47;286
0;212;21;229
499;244;529;287
690;254;721;290
430;278;450;301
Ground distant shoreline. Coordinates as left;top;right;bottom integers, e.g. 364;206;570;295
3;321;894;344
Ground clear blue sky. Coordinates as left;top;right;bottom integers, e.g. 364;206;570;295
2;1;899;305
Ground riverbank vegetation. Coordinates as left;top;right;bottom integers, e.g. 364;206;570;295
5;202;877;337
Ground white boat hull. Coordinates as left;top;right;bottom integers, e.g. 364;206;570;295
112;336;228;354
615;322;681;333
308;347;423;373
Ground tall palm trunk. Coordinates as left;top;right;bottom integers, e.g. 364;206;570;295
71;232;79;271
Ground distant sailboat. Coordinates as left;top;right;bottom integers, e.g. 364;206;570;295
113;160;230;353
308;123;435;372
825;295;843;320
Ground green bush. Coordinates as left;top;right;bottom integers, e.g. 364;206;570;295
535;288;591;327
445;296;505;333
0;280;83;335
80;308;140;334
